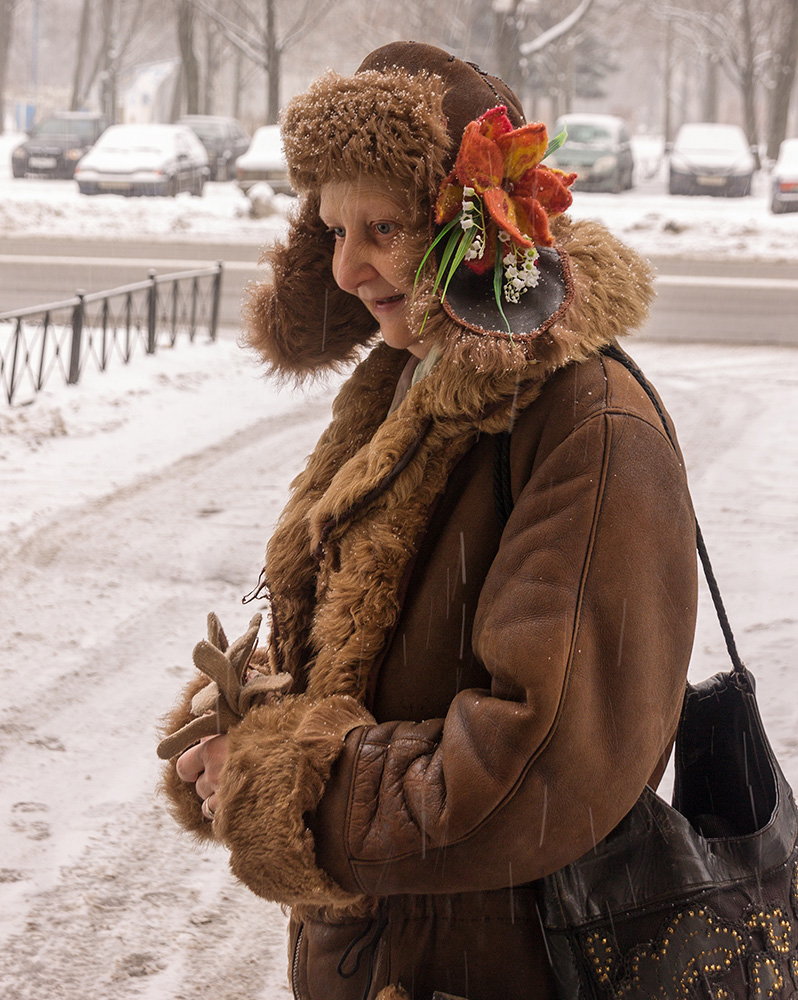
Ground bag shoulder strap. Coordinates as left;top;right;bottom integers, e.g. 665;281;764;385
492;342;746;677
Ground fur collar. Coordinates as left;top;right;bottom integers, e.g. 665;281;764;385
250;219;654;704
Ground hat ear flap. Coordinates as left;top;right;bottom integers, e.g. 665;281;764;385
243;193;378;380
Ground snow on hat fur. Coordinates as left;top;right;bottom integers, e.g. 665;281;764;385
243;41;532;379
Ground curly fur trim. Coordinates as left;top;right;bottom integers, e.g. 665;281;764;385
157;673;217;841
241;193;379;380
216;694;375;908
375;987;411;1000
280;69;449;201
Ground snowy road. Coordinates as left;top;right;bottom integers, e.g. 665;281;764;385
0;365;336;999
1;335;797;999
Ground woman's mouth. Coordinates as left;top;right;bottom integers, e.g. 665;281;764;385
372;293;405;311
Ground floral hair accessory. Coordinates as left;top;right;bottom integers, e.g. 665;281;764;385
416;106;576;332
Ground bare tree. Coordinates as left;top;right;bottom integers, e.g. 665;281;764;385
765;0;798;158
175;0;200;114
190;0;336;122
644;0;797;154
70;0;148;119
0;0;17;134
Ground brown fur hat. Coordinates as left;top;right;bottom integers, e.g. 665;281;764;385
243;41;532;380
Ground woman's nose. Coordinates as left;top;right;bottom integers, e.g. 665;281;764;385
333;238;377;293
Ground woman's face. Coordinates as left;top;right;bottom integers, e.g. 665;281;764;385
319;178;429;358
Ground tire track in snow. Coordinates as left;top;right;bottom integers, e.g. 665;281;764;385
0;395;335;999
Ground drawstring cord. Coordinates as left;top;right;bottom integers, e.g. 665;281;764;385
336;903;389;1000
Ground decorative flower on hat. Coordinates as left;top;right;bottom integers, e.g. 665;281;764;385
416;106;576;330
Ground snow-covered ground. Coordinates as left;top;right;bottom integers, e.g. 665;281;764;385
1;128;797;999
2;132;798;260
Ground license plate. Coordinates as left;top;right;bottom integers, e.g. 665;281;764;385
29;156;57;169
99;181;131;191
697;175;726;186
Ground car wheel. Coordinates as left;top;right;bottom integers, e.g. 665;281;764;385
668;173;680;195
166;175;178;198
12;161;25;178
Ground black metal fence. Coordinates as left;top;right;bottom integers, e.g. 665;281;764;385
0;263;223;405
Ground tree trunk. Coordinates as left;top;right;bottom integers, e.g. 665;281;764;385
265;0;279;123
203;14;215;114
663;16;674;144
766;0;798;160
493;0;524;96
176;0;200;116
738;0;759;161
70;0;92;111
703;52;719;122
0;0;16;134
232;46;243;120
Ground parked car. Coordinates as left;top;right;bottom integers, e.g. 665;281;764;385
770;138;798;214
177;115;250;181
548;113;634;193
11;111;109;179
74;123;209;197
668;123;757;197
235;125;292;195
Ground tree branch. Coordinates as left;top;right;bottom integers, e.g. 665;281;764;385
519;0;596;56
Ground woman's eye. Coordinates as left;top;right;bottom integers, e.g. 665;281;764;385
328;227;345;240
374;221;397;236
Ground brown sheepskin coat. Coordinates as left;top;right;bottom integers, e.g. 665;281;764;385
160;217;698;1000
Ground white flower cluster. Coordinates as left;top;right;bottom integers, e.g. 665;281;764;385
457;186;540;306
502;244;540;304
460;187;486;262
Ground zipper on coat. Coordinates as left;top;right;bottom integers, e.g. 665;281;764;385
291;923;306;1000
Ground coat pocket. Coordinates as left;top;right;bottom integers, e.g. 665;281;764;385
292;909;390;1000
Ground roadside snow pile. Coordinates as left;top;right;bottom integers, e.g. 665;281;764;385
0;335;338;539
0;133;291;244
2;132;797;258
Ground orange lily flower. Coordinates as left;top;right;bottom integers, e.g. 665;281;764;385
435;106;577;274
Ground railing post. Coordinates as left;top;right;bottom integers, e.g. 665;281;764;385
7;318;23;404
209;261;222;342
147;269;158;354
68;291;85;385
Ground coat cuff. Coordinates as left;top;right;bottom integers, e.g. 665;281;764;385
158;674;216;840
216;694;374;908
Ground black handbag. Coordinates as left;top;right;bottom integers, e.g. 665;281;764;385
497;344;798;999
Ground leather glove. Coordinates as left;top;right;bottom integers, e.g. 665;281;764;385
157;611;292;760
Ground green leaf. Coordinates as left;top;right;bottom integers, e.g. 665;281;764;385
414;212;462;289
440;228;477;302
493;252;511;335
544;125;568;160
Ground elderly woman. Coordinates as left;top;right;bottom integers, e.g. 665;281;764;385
159;41;697;1000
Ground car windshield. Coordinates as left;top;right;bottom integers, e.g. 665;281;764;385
251;127;285;155
95;127;174;154
189;123;225;139
677;127;746;153
34;117;97;141
777;141;798;168
102;144;164;154
565;124;613;144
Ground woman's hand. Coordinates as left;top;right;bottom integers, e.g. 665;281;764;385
176;733;230;821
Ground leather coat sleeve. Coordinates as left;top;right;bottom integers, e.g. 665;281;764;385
313;402;698;896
